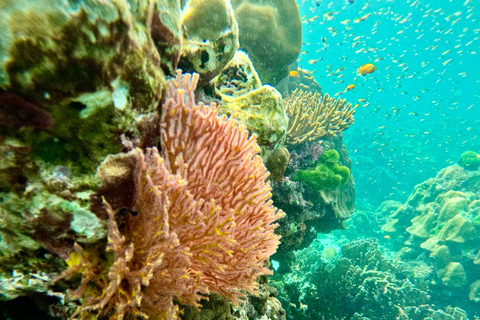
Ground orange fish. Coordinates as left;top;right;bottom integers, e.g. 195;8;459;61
289;70;300;78
345;84;356;91
357;63;377;75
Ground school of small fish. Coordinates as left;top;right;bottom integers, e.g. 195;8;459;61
296;0;480;203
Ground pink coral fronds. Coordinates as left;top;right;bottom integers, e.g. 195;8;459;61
62;70;284;319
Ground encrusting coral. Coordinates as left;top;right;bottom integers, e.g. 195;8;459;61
214;50;289;146
284;89;355;145
56;71;285;319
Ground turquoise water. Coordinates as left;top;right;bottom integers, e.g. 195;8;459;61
299;0;480;207
1;1;480;319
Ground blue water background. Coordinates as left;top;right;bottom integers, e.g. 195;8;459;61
297;0;480;208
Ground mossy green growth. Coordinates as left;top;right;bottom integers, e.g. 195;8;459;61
26;93;121;174
292;149;350;191
458;151;480;171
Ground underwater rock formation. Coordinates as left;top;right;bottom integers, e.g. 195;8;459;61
214;50;289;146
0;0;183;303
230;0;302;84
0;0;178;104
179;0;239;84
271;135;355;273
271;238;471;320
382;163;480;311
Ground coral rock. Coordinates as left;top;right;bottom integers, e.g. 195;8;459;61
441;262;467;288
265;147;290;182
214;50;262;97
218;84;288;146
180;0;239;84
231;0;302;84
469;280;480;303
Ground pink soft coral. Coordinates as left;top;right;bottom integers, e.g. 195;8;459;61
58;71;284;319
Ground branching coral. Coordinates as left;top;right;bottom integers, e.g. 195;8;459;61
57;70;284;319
284;89;355;145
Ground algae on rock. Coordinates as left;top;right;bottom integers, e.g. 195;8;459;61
215;50;288;146
0;0;182;306
180;0;239;84
230;0;302;84
218;84;287;146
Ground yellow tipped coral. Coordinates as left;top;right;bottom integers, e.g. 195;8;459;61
284;89;355;145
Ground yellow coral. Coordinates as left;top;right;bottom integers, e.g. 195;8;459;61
284;89;355;145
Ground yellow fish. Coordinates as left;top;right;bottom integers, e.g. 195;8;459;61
289;70;300;78
357;63;377;75
345;84;356;91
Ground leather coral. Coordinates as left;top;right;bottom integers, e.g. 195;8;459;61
59;70;284;320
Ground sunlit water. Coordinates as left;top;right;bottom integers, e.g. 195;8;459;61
298;0;480;207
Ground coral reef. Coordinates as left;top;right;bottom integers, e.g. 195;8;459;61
230;0;302;84
56;71;285;319
284;89;355;145
271;238;471;320
0;0;304;318
271;135;356;273
179;0;239;84
382;163;480;313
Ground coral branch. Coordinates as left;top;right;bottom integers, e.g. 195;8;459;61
284;88;355;145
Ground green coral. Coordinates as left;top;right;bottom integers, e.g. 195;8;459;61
292;149;350;191
458;151;480;171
